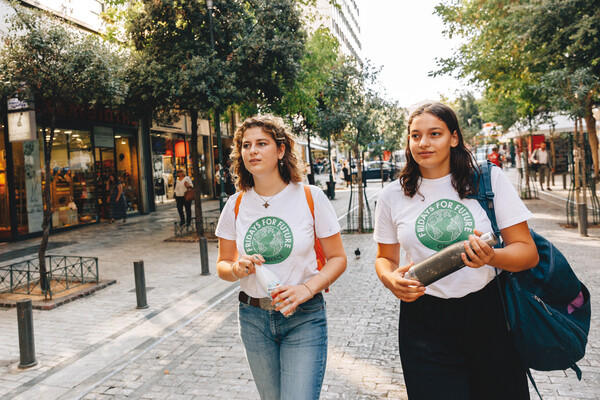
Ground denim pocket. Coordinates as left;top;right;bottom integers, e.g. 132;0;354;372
298;298;325;314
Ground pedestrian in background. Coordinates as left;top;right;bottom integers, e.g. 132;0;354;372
487;146;501;167
373;103;539;399
215;114;347;400
531;141;554;191
174;169;193;226
107;173;127;223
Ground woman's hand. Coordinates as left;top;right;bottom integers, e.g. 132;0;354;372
380;263;426;302
462;229;495;269
270;284;314;316
233;254;264;278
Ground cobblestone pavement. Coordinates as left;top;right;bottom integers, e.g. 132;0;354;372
0;169;599;399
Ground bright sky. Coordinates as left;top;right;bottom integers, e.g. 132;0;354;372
359;0;475;109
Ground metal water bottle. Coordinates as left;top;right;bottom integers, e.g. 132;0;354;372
254;264;294;316
405;232;498;286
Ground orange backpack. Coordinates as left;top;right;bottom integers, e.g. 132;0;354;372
234;185;328;274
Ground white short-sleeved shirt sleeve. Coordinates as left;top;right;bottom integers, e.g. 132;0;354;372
373;167;531;299
216;183;340;298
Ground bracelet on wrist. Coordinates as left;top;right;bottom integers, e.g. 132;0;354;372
317;272;331;286
302;282;315;297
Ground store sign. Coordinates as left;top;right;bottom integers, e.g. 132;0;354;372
7;110;37;142
94;126;114;148
7;97;30;111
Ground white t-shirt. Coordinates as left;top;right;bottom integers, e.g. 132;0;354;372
174;176;193;197
536;149;549;165
373;167;531;299
216;182;340;298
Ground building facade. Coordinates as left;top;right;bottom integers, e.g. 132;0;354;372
0;0;234;241
312;0;362;62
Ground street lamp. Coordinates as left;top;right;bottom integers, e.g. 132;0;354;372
207;0;226;212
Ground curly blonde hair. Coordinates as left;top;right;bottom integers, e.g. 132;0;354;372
230;115;305;191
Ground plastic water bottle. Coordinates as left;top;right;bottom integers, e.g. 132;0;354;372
405;232;498;286
254;264;294;316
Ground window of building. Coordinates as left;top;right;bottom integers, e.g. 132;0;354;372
49;129;96;228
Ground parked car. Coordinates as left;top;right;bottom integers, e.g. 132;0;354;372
360;161;399;181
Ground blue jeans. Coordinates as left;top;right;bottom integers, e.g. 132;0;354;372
238;293;327;400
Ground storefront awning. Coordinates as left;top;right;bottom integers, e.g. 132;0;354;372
296;140;328;151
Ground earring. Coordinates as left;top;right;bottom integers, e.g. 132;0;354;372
279;160;284;167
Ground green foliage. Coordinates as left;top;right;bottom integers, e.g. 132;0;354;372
316;58;382;148
370;99;407;158
450;91;482;141
0;3;125;117
276;27;340;130
435;0;600;123
478;88;519;133
540;67;599;119
124;0;306;116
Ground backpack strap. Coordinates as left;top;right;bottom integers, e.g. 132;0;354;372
470;162;543;400
303;185;329;291
468;161;501;240
234;192;244;220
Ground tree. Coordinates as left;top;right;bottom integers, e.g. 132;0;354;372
317;58;381;232
275;27;340;185
450;91;482;144
123;0;305;241
369;99;406;183
435;0;600;179
0;4;124;297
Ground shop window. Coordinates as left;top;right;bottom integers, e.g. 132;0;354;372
95;146;115;220
0;127;9;239
151;133;167;201
115;132;140;212
49;129;96;228
12;141;30;235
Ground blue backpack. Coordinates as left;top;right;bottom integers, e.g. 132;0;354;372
469;161;591;395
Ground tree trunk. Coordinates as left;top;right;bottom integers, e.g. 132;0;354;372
38;110;55;299
189;109;205;237
584;104;598;184
307;130;315;185
354;145;364;233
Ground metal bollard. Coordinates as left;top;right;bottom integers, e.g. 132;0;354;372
578;203;588;237
17;299;37;368
199;236;210;276
133;260;149;309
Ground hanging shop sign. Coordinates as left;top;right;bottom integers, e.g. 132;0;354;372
7;110;37;142
94;126;114;148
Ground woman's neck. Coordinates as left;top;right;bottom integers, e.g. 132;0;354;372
254;175;287;197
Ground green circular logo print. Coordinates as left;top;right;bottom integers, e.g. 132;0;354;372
415;199;474;251
244;217;293;264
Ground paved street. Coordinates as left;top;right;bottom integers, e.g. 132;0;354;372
1;170;599;399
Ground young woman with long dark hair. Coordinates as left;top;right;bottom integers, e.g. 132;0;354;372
374;103;538;399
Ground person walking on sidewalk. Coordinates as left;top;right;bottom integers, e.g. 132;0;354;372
174;169;193;226
487;146;501;167
107;173;127;223
373;103;539;400
215;114;347;400
532;141;554;190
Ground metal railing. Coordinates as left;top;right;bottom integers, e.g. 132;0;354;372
0;256;99;296
173;217;219;238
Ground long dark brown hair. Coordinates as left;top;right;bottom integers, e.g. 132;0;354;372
399;103;479;199
230;114;305;191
